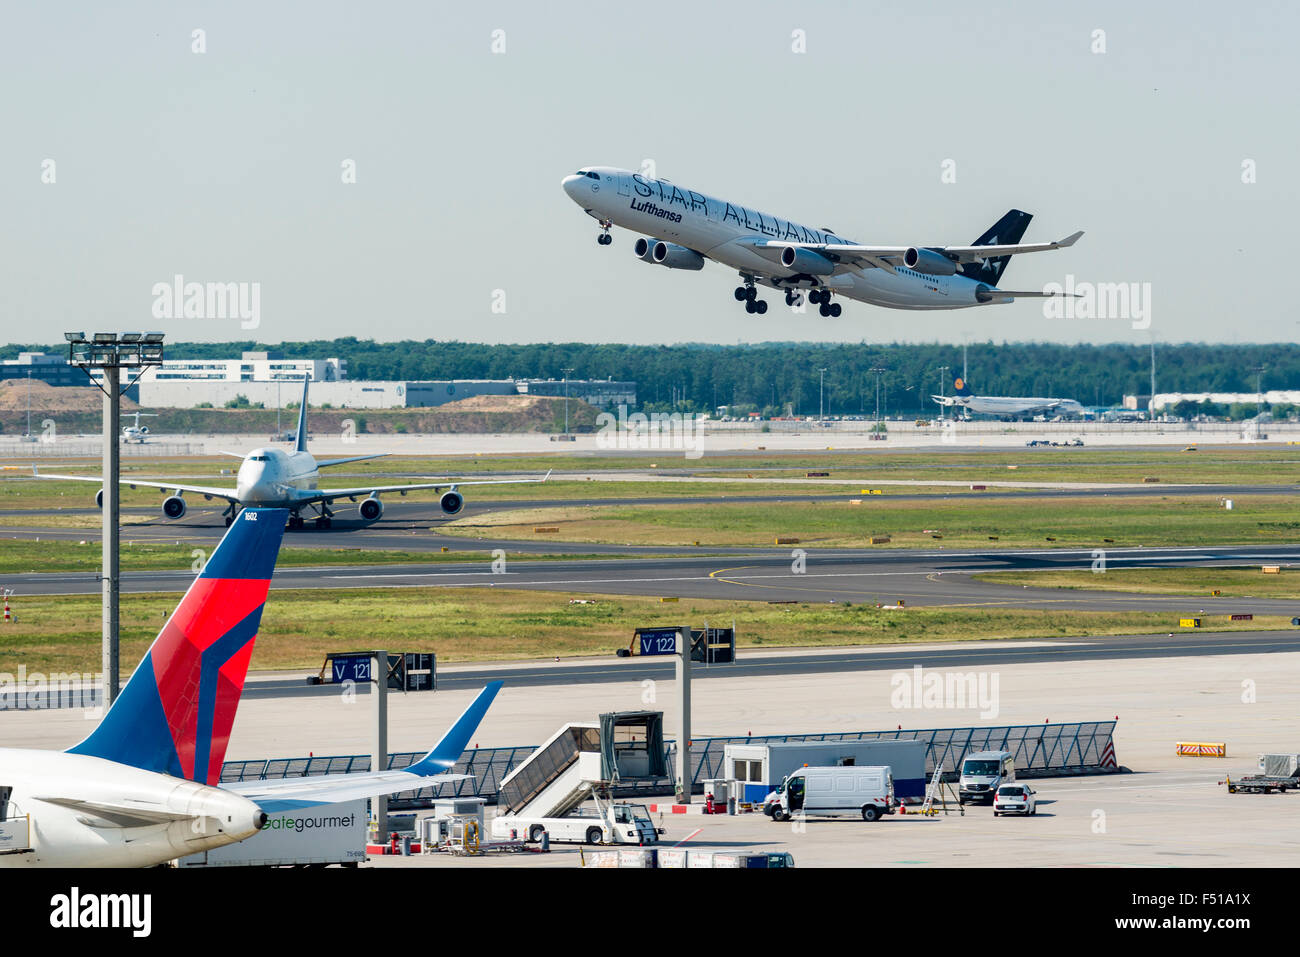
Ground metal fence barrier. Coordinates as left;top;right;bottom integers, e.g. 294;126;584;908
220;720;1117;808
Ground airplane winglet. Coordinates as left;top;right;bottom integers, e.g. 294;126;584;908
1056;230;1084;248
407;681;503;776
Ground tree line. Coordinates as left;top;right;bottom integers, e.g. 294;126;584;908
6;339;1297;417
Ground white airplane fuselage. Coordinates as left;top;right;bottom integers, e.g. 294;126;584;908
562;167;1014;310
235;447;322;506
0;749;264;868
937;395;1085;417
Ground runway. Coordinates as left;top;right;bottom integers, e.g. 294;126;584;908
1;482;1294;554
5;543;1299;618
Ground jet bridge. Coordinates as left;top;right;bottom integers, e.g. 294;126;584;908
496;712;666;819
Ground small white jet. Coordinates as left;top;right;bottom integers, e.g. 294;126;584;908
562;167;1082;316
38;376;548;528
0;507;501;867
121;411;158;444
933;376;1084;419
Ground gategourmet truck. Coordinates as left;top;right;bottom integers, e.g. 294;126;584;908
178;799;367;867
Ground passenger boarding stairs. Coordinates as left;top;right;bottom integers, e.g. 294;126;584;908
497;723;603;818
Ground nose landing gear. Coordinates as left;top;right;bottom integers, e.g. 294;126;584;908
596;220;613;245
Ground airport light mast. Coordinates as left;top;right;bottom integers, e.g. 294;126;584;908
1251;365;1266;414
937;366;950;420
562;367;575;436
818;367;827;420
66;332;165;706
869;366;887;424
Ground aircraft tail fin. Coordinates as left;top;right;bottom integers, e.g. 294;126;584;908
953;376;974;398
960;209;1032;285
294;376;311;453
67;507;289;784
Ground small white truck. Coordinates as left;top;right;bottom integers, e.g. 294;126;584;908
765;765;894;822
492;789;660;846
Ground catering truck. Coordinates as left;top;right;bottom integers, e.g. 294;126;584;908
178;800;367;867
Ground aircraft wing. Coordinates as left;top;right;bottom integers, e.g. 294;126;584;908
223;682;502;813
36;796;197;829
32;467;240;503
315;453;390;468
752;230;1083;271
301;470;551;506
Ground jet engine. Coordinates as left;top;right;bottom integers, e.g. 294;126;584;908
439;490;465;515
162;495;187;519
903;247;958;276
633;237;658;262
95;488;104;508
650;241;704;270
359;496;384;521
779;246;835;276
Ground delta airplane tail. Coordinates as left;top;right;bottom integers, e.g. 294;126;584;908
66;507;289;785
961;210;1032;285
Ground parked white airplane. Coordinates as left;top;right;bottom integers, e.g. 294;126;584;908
562;167;1082;316
38;376;548;528
933;376;1084;418
121;411;158;444
0;507;501;867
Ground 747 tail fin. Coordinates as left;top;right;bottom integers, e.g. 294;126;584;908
67;508;289;784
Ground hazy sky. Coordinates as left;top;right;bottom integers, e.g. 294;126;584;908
2;1;1296;347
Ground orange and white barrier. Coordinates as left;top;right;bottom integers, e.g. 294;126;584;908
1177;741;1226;757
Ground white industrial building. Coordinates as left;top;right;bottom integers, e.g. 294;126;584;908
1127;391;1300;411
136;379;522;410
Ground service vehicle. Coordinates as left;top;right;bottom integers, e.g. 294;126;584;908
992;784;1037;816
959;751;1016;805
765;765;893;822
492;791;659;846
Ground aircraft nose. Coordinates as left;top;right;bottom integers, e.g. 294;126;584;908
562;174;587;202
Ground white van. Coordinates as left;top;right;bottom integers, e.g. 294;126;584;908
765;765;893;822
959;751;1015;805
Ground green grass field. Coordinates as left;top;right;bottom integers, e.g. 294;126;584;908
0;586;1287;674
974;566;1300;599
439;494;1300;549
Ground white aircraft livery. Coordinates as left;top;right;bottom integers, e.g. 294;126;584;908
562;167;1083;315
0;508;501;867
37;375;548;528
933;376;1084;418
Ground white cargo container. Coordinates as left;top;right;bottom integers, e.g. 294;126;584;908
178;800;367;867
726;739;927;804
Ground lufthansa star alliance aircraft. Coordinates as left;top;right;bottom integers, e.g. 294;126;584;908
562;167;1083;315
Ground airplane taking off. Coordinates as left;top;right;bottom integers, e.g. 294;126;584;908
562;167;1083;316
121;411;158;444
37;375;548;528
933;376;1084;419
0;507;502;867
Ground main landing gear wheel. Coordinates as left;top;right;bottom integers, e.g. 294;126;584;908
785;290;804;307
734;286;749;302
745;298;768;315
808;289;826;305
314;515;332;529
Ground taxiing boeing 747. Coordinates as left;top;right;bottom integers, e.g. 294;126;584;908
562;167;1083;316
37;376;548;528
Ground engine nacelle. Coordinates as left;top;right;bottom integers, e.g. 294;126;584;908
95;488;104;509
359;496;384;521
779;245;835;276
903;247;958;276
162;495;187;520
651;241;704;271
439;490;464;515
633;237;658;262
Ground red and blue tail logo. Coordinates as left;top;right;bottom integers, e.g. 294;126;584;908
67;508;288;784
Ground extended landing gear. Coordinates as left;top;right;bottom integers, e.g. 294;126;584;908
808;288;842;317
734;282;768;315
313;503;335;530
596;220;612;245
222;503;241;527
287;512;305;530
784;289;805;308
